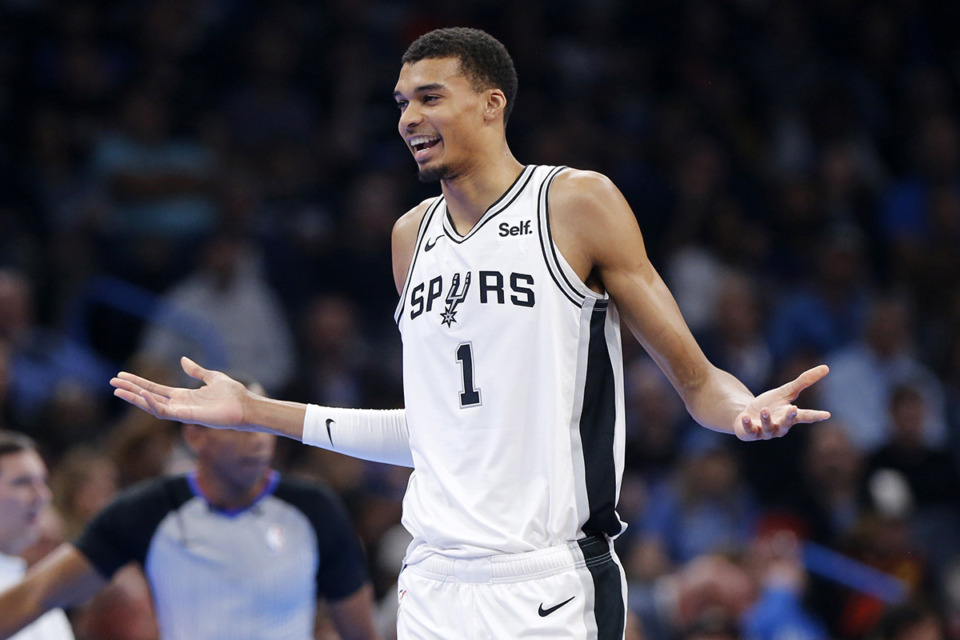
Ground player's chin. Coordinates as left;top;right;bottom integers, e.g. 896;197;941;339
418;158;460;183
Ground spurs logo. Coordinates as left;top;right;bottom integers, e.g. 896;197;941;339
441;272;471;327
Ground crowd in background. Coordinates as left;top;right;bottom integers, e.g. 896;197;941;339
1;0;960;639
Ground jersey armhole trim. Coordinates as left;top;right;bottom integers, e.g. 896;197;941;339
538;166;606;307
394;198;442;323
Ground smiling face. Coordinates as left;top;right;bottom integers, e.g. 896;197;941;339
0;449;52;555
394;56;498;183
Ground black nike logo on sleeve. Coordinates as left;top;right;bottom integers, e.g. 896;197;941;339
538;596;575;617
325;418;335;446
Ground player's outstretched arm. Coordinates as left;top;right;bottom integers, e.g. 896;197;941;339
111;356;309;440
548;169;830;440
0;544;107;639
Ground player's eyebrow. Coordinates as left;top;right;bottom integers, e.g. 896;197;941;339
394;82;446;99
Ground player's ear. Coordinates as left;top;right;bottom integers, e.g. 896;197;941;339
484;89;507;122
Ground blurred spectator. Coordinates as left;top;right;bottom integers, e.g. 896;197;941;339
817;139;886;274
630;533;828;640
623;355;696;492
766;226;873;365
880;112;960;293
629;552;755;640
87;83;218;288
636;432;760;572
281;293;392;410
48;444;157;640
789;422;868;548
218;16;319;162
864;385;960;578
106;408;178;489
0;341;15;430
866;600;947;640
135;230;295;395
0;268;113;433
695;270;773;394
0;429;75;640
834;512;932;640
49;445;118;542
325;169;410;325
821;293;949;451
740;526;829;640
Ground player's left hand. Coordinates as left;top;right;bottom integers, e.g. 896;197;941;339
734;365;831;441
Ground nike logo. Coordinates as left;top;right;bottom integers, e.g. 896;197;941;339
325;418;335;446
538;596;575;617
424;235;444;251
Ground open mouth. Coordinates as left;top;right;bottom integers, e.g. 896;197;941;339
409;135;441;154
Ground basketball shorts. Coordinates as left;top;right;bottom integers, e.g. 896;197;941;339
396;534;627;639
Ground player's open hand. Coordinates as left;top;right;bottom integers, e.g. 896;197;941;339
110;356;249;429
734;364;831;441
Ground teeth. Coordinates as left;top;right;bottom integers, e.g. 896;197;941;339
409;135;439;149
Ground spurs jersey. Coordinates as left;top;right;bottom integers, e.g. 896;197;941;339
395;165;626;563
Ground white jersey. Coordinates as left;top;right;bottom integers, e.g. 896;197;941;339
0;552;75;640
395;165;626;563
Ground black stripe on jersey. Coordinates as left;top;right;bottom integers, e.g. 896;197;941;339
395;198;444;323
579;302;621;538
441;165;536;242
578;536;626;640
537;166;584;306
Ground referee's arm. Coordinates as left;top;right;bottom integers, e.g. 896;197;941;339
0;543;107;639
326;582;381;640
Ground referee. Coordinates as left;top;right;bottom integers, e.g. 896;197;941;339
0;388;379;640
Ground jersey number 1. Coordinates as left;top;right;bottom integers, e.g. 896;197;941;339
456;343;481;407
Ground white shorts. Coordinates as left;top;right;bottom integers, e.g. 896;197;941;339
396;535;627;639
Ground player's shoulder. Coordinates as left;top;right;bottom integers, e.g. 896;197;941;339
393;197;436;237
550;167;622;207
549;167;632;233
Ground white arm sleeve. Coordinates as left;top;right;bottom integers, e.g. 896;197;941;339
301;404;414;468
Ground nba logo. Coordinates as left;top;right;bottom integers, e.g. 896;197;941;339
265;524;286;554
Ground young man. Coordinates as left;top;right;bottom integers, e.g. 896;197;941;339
0;430;74;640
109;27;830;639
0;400;379;640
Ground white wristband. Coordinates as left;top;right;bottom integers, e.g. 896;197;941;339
302;404;413;468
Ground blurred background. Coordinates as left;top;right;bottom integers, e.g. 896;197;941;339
1;1;959;639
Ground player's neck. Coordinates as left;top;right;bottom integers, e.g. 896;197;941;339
441;153;523;234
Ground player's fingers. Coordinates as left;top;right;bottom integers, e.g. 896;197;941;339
180;356;210;382
759;408;775;438
141;389;194;423
739;414;759;440
112;386;153;413
794;409;831;424
113;372;176;398
784;365;830;397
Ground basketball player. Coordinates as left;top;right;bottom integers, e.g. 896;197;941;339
107;27;830;639
0;388;379;640
0;430;74;640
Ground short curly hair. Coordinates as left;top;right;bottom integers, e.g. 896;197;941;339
402;27;518;125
